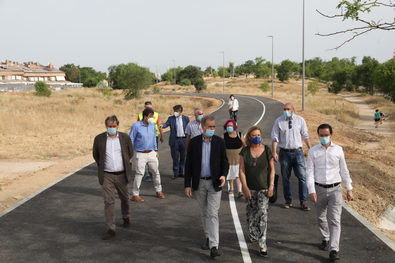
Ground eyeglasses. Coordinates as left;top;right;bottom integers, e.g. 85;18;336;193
288;120;292;129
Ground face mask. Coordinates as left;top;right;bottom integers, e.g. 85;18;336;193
249;136;262;145
148;117;154;123
283;110;292;118
319;136;331;145
174;112;180;117
230;97;234;100
107;127;117;136
197;114;204;122
226;126;234;133
205;129;215;137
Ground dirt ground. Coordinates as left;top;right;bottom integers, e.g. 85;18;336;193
0;90;222;213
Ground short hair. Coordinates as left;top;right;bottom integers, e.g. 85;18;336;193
245;126;263;147
223;119;237;130
144;101;152;106
142;108;154;117
194;108;202;115
317;124;333;134
173;104;183;112
105;115;119;126
375;109;379;112
229;94;234;98
201;115;215;127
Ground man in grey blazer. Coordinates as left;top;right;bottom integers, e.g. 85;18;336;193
93;115;134;240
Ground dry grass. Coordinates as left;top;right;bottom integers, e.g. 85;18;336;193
0;88;220;160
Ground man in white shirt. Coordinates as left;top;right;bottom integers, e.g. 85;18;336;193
271;102;311;210
306;123;353;262
228;95;239;122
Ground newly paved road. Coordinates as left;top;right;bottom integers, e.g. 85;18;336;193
0;94;393;263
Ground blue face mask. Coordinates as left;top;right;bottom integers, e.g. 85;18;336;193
319;136;331;145
226;126;234;133
283;111;292;118
197;115;204;122
249;136;262;145
205;129;215;137
107;127;117;136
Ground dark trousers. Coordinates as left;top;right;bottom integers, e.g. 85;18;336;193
279;149;308;203
229;110;238;122
102;172;130;231
170;137;186;177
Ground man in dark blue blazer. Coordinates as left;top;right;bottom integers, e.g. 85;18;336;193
162;104;190;179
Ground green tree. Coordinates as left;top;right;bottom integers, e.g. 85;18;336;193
161;67;183;83
374;58;395;101
178;65;206;92
204;66;216;77
354;56;379;94
108;63;155;99
193;78;207;92
276;60;300;82
79;67;107;87
60;64;80;83
217;66;230;78
34;81;51;97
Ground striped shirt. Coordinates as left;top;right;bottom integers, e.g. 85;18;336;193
271;114;309;149
185;120;203;139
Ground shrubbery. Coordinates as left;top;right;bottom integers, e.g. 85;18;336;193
34;81;51;97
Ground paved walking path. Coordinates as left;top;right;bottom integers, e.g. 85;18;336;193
0;94;393;263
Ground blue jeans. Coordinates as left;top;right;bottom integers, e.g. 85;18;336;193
170;137;186;177
279;149;308;203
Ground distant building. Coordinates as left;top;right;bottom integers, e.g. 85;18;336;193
0;60;82;92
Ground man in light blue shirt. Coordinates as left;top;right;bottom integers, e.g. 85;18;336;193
129;108;164;202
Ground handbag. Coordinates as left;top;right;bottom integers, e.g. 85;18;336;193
264;145;279;203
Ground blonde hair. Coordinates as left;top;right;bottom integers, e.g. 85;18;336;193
245;125;263;147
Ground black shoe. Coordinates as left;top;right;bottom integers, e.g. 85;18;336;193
259;249;268;258
300;201;311;211
178;174;184;178
210;247;221;258
201;238;209;250
319;240;329;251
123;218;131;228
329;250;340;261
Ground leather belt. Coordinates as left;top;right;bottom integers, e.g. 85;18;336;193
315;182;341;188
137;150;152;153
200;177;212;180
280;148;302;152
105;171;125;175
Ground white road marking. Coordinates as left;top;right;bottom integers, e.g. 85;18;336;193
228;95;266;263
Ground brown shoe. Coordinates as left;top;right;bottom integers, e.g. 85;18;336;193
301;202;311;211
123;218;131;228
156;192;165;199
102;229;116;240
131;196;144;202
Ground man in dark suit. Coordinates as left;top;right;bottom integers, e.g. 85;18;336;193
93;115;134;240
162;104;190;179
184;115;229;259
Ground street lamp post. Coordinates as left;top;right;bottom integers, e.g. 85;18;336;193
221;51;225;94
302;0;306;111
267;35;274;98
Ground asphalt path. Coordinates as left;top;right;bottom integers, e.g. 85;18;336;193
0;93;393;263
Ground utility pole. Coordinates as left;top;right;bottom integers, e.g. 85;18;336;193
221;51;225;94
268;35;274;98
302;0;306;111
172;59;176;85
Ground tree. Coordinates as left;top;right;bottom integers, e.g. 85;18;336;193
276;60;300;82
60;64;80;83
108;63;155;99
254;57;272;78
161;67;183;83
317;1;395;49
217;66;230;78
34;81;51;97
354;56;379;94
204;66;216;77
79;67;106;87
374;58;395;100
178;65;206;92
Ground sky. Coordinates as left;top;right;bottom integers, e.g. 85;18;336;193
0;0;394;73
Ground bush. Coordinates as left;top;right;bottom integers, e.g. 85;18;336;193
34;81;51;97
259;82;270;92
193;78;206;92
179;78;192;86
307;81;319;95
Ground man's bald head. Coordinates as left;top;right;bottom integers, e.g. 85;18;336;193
283;103;295;113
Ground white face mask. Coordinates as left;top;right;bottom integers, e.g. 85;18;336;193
148;117;154;123
174;112;180;117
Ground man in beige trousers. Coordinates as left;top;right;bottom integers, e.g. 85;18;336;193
93;115;134;240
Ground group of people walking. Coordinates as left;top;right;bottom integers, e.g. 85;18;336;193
92;96;354;262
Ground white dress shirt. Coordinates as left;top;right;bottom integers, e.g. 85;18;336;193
228;99;239;111
271;114;309;149
306;142;352;194
176;115;185;137
104;134;124;172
